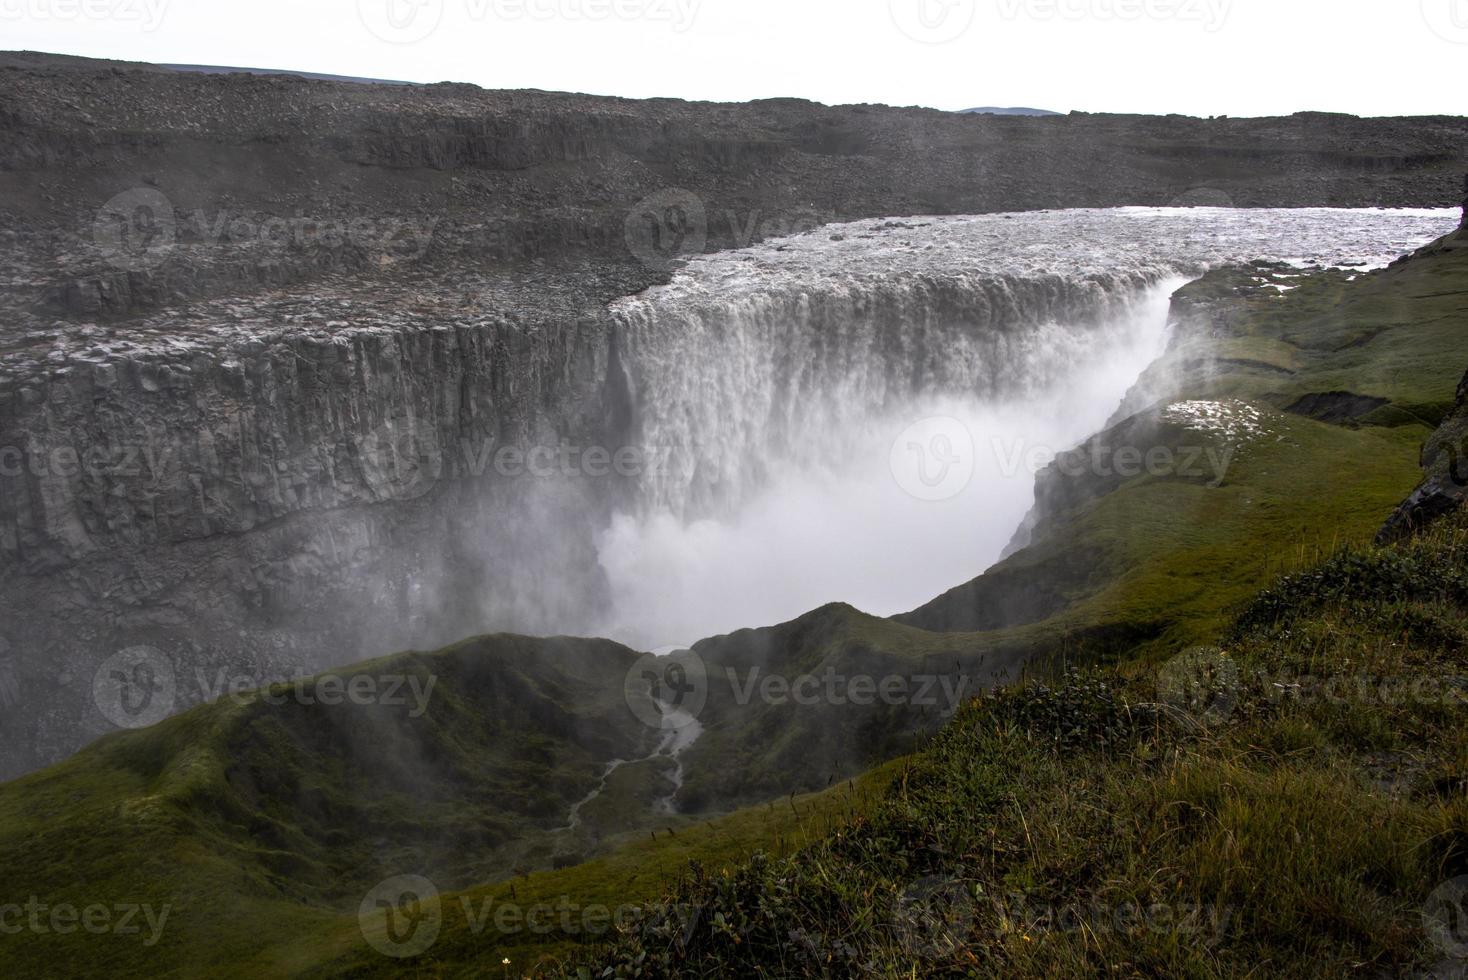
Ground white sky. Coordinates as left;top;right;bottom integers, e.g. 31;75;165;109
3;0;1467;116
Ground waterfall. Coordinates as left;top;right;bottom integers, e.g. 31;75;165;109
587;207;1459;649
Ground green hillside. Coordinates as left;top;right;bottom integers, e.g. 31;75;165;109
570;512;1468;977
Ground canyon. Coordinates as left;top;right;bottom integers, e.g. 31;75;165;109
3;52;1468;780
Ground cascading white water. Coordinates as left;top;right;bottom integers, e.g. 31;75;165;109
593;207;1460;649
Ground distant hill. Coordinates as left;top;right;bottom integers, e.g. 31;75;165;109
960;106;1063;116
161;63;418;85
0;51;413;85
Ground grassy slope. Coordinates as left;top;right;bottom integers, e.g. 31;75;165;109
0;612;995;978
0;635;660;976
572;513;1468;978
303;761;905;978
675;604;1019;812
901;246;1468;661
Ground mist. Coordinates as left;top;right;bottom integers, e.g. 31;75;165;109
594;280;1184;649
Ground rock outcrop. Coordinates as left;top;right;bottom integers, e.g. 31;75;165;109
1379;368;1468;543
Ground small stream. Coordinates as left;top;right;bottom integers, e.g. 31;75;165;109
558;702;705;832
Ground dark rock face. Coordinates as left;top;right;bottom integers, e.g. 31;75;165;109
1379;368;1468;544
1376;177;1468;543
3;53;1468;778
1285;392;1391;424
